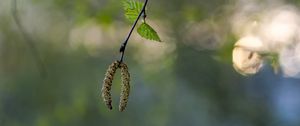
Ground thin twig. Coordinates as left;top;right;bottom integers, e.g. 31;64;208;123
119;0;149;62
11;0;47;78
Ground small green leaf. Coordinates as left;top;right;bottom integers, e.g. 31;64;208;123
262;53;280;74
270;53;280;74
123;0;143;23
137;23;162;42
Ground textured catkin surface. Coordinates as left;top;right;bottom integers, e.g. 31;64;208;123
101;61;120;110
119;62;130;112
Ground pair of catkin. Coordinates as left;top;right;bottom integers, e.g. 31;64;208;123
101;61;130;112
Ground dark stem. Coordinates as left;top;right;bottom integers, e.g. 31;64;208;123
12;0;47;78
119;0;149;62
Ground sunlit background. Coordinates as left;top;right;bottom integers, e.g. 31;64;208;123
1;0;300;126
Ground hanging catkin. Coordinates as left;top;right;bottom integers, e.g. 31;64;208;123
101;61;120;110
119;62;130;112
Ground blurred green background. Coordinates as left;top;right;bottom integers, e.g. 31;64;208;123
1;0;300;126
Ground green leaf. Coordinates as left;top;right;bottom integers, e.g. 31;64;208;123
270;53;280;74
123;0;143;23
137;23;162;42
262;53;280;74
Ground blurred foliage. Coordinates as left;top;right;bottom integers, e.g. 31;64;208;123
0;0;300;126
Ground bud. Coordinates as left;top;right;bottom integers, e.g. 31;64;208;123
232;36;264;75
